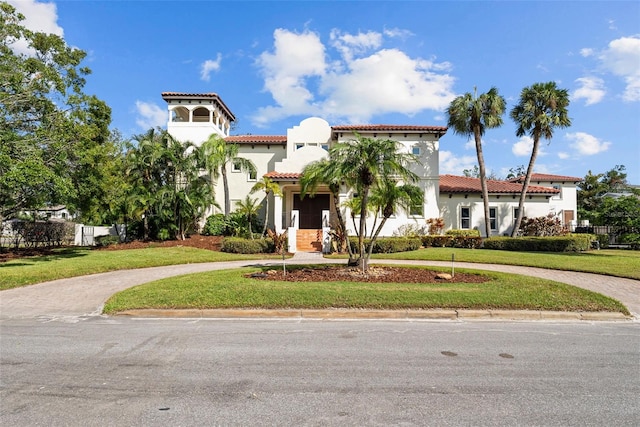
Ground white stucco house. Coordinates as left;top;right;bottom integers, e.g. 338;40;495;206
163;92;580;252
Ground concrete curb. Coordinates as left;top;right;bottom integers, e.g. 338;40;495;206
115;308;632;322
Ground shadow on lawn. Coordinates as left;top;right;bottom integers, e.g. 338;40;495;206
0;247;88;267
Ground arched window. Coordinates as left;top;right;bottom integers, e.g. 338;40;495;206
171;107;189;122
192;107;210;123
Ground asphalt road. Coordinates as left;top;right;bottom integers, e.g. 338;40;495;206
1;318;639;426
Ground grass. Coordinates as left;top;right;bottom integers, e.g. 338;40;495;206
353;248;640;280
103;265;629;315
0;247;270;290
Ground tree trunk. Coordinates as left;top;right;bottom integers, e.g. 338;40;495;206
262;191;270;236
356;185;370;269
511;133;540;237
474;128;492;239
222;165;230;216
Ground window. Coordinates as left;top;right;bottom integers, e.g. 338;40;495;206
409;202;423;217
248;169;257;181
461;207;471;229
231;161;241;172
412;146;421;155
489;207;497;231
552;185;561;200
321;143;329;151
513;207;522;225
295;143;304;150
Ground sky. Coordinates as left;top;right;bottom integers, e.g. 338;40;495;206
8;0;640;183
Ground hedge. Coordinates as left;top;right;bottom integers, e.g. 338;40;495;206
221;237;275;254
483;234;594;252
348;236;422;254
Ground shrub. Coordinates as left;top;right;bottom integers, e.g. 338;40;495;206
393;223;427;237
221;237;274;254
430;235;453;247
266;229;288;254
483;235;594;252
349;237;421;253
445;229;481;237
95;235;120;247
620;233;640;250
426;217;445;235
595;234;610;249
202;214;227;236
519;214;566;236
421;231;481;249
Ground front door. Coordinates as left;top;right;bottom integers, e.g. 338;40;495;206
293;194;329;229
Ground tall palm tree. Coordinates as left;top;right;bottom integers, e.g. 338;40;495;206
510;82;571;236
250;176;283;235
300;158;355;259
447;87;506;238
201;133;256;216
330;134;419;269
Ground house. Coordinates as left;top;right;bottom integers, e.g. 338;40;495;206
163;92;579;251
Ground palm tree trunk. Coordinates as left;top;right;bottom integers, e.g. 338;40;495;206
511;132;540;237
262;192;270;236
331;191;355;258
474;128;492;239
357;186;370;268
221;165;230;216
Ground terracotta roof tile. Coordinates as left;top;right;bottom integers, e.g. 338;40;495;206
509;173;582;183
440;175;559;194
332;124;448;134
226;135;287;145
264;171;301;180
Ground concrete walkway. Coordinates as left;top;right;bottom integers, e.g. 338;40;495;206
1;252;638;321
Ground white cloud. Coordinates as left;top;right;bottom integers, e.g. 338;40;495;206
580;48;594;57
439;151;477;175
557;152;570;160
566;132;611;156
135;101;166;130
598;36;640;102
7;0;63;55
383;27;414;40
200;53;222;81
572;76;606;105
252;28;456;127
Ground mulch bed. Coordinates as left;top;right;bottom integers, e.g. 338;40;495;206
248;265;489;284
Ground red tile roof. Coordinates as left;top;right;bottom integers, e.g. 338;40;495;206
332;124;448;134
440;175;559;195
226;135;287;145
161;92;235;121
509;173;582;183
263;171;301;180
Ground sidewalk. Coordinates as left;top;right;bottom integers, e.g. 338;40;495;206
1;254;638;321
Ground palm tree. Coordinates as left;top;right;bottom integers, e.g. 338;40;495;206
510;82;571;236
366;180;423;259
235;195;261;238
201;134;256;216
447;87;506;238
330;134;419;269
250;176;283;235
300;158;355;259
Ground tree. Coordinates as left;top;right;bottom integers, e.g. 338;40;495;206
447;87;506;238
329;134;419;269
201;134;256;216
300;158;355;259
366;180;423;259
1;3;113;223
578;165;630;224
234;195;261;238
510;82;571;237
250;176;283;236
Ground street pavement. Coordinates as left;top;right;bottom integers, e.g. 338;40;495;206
1;252;638;321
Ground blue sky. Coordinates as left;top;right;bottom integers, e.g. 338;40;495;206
10;0;640;183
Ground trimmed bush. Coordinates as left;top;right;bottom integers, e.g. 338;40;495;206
349;237;421;253
445;229;481;237
595;234;609;249
484;234;594;252
221;237;274;254
430;235;453;247
421;231;481;249
202;214;227;236
95;235;120;247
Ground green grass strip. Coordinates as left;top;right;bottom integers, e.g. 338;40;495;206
103;265;628;315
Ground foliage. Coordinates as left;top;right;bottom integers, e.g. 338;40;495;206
619;233;640;250
426;217;445;235
202;213;227;236
596;196;640;229
266;228;288;254
483;235;593;252
595;234;610;249
518;214;567;237
392;223;428;237
577;165;629;223
421;231;482;249
201;134;256;216
445;229;481;237
8;220;73;248
349;236;422;254
509;82;571;236
447;87;506;238
0;4;114;223
235;196;261;238
250;176;283;236
221;237;274;254
95;235;121;247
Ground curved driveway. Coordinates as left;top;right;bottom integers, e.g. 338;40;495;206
1;253;638;320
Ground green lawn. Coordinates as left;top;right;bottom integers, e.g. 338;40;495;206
103;265;628;315
364;248;640;280
0;247;268;290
